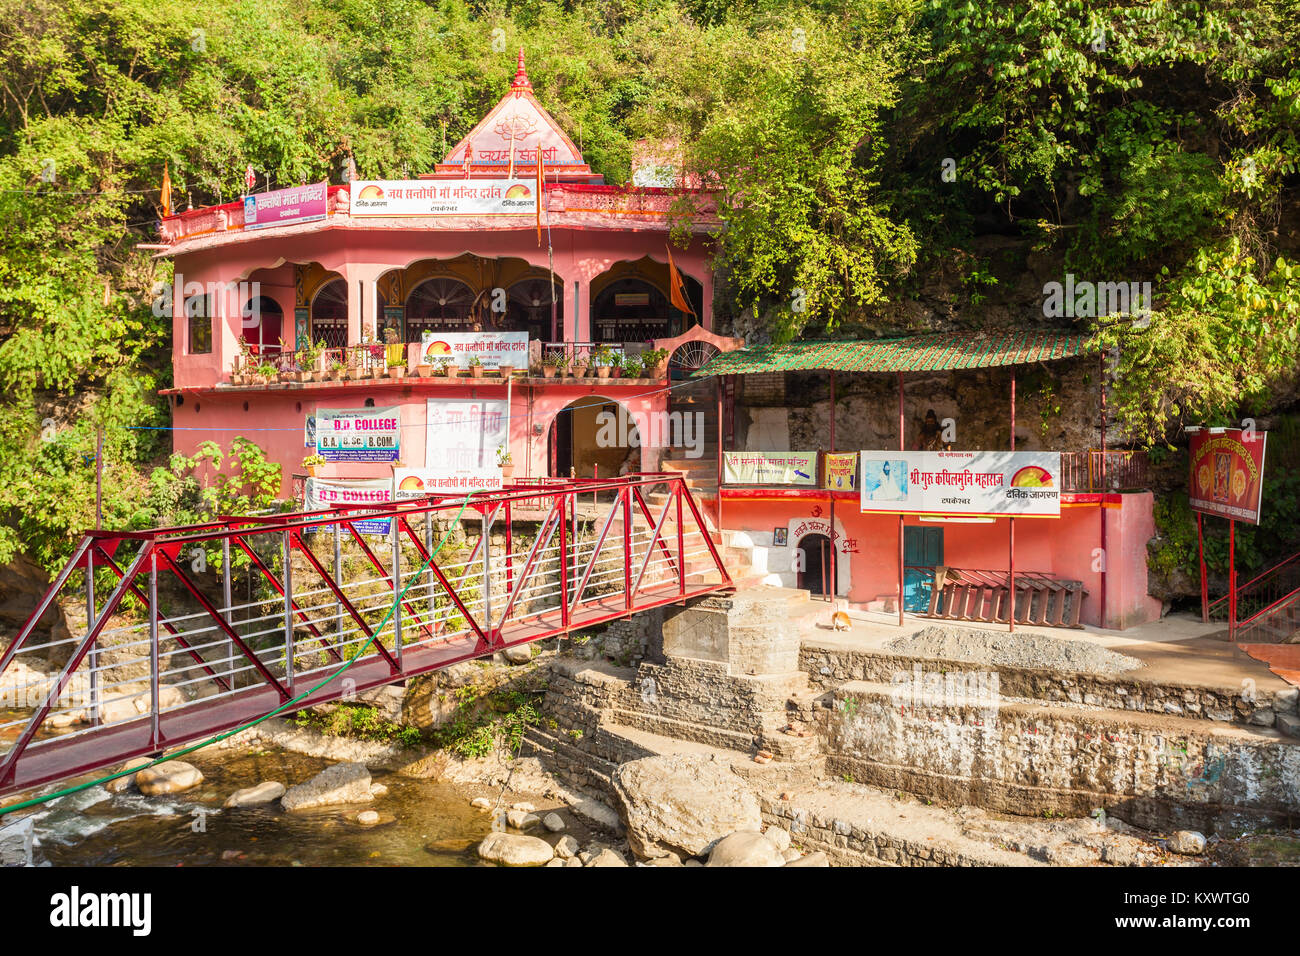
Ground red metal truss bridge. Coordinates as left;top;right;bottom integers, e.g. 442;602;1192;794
0;474;731;799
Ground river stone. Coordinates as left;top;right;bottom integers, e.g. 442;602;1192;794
784;850;830;867
1169;830;1206;855
707;831;786;867
370;783;389;798
281;762;373;811
507;809;540;829
356;810;381;826
564;857;583;867
763;826;792;852
477;832;554;866
543;812;565;833
470;797;492;810
106;757;151;794
586;848;629;867
554;835;580;859
224;781;286;807
569;797;623;834
611;753;762;858
545;858;564;867
510;802;535;813
502;643;533;664
781;847;801;863
136;761;204;796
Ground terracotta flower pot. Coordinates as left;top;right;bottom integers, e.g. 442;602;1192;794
387;366;403;378
596;366;611;379
347;367;364;380
442;364;456;377
542;366;557;379
501;464;515;479
416;365;433;378
498;365;514;378
470;366;484;378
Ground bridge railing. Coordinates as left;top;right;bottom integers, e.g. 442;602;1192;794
0;474;729;796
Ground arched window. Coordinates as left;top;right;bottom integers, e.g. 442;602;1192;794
184;291;214;354
506;277;563;340
406;278;475;341
239;295;283;354
309;278;348;348
591;278;673;343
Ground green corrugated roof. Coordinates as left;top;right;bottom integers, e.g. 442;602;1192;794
691;330;1096;376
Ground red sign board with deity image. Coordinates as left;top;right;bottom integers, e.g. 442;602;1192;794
1188;427;1268;525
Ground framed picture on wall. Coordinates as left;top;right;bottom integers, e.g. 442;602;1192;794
772;527;788;547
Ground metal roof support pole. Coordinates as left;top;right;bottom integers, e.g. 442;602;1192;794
283;529;295;693
1009;370;1016;634
150;547;160;749
86;548;99;726
897;371;904;628
222;535;234;692
829;369;837;604
393;516;403;665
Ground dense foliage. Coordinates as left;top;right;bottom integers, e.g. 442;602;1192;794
0;0;1295;578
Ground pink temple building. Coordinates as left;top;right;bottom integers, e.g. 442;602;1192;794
157;50;738;496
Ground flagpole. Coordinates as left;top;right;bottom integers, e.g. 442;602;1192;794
546;160;557;345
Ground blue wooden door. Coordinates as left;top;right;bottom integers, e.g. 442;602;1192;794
903;527;944;613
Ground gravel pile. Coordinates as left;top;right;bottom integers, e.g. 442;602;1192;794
886;625;1143;675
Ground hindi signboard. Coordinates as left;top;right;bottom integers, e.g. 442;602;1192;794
1187;427;1267;525
420;331;530;370
824;452;858;491
723;452;817;486
858;450;1062;517
350;179;537;217
316;407;401;463
244;181;328;230
425;399;507;472
304;477;392;535
394;468;502;500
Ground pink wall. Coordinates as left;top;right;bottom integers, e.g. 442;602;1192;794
718;492;1161;630
173;379;669;498
167;226;714;392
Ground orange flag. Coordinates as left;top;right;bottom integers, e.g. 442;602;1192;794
161;161;172;217
536;144;545;246
463;138;473;178
666;245;697;321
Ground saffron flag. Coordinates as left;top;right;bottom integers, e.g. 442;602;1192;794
666;245;697;321
161;161;172;217
536;145;544;246
463;138;473;178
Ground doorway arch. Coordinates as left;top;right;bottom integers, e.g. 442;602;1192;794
796;533;833;597
240;295;283;354
548;395;638;479
309;278;348;348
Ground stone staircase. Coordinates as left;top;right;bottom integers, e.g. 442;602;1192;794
533;588;829;798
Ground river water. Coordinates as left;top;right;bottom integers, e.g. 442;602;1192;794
18;749;502;867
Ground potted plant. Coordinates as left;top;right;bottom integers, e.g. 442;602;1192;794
385;353;406;378
468;354;484;379
497;362;514;378
642;347;670;378
416;357;434;377
623;358;644;379
438;358;456;377
609;351;624;379
570;357;588;379
256;361;277;385
303;453;326;477
329;358;345;382
593;345;613;379
497;446;514;479
543;351;567;378
367;342;385;378
346;351;365;381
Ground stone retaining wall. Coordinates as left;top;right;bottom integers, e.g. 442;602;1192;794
801;644;1296;728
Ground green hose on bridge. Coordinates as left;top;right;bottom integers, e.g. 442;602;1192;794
0;490;485;818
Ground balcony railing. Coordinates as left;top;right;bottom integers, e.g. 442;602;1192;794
1059;449;1149;492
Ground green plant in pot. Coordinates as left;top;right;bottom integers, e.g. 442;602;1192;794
543;351;567;378
497;445;514;479
593;345;613;379
468;354;484;378
256;361;277;385
642;347;670;378
303;453;327;477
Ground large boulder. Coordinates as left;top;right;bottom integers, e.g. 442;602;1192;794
611;753;763;859
281;762;373;811
706;831;787;867
136;761;204;796
477;832;554;866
